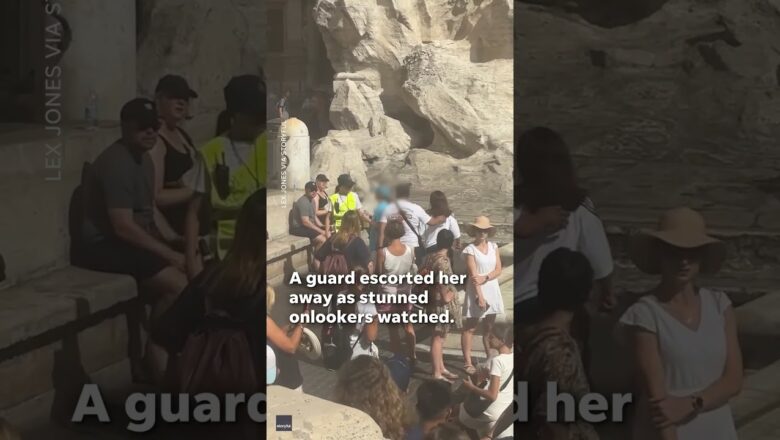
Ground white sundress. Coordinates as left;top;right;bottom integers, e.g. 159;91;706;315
462;242;505;319
619;288;737;440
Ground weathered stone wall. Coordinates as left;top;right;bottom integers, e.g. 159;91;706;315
136;0;266;143
312;0;514;195
516;0;780;221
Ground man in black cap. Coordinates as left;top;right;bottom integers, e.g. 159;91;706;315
313;174;332;233
290;181;328;251
78;97;187;382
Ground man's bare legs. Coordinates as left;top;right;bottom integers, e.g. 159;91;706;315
311;234;327;273
140;266;187;384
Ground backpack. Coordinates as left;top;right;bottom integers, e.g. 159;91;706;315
165;312;259;394
320;236;355;276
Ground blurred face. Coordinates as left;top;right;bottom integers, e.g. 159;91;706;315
659;242;702;285
317;180;328;191
306;188;317;199
157;94;189;123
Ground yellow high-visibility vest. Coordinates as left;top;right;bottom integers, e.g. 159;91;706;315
200;132;267;259
329;191;357;231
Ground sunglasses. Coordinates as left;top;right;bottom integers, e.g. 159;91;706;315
660;242;704;261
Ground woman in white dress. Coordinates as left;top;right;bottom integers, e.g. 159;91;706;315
461;216;504;374
619;207;742;440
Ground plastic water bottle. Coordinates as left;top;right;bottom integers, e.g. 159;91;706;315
85;90;98;127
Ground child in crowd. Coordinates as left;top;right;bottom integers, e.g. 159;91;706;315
406;380;453;440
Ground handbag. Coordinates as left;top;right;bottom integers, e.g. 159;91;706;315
463;368;514;418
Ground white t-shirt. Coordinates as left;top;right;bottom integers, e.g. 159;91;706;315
515;199;614;304
380;199;431;248
484;352;514;420
423;214;461;249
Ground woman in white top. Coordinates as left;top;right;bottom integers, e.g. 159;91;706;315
422;191;461;253
618;207;741;440
461;216;504;374
459;323;514;438
376;219;417;363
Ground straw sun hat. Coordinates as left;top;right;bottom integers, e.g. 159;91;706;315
629;207;726;275
468;216;496;237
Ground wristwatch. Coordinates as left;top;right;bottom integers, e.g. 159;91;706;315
691;395;704;414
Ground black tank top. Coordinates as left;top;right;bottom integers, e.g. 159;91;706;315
160;128;195;184
158;128;195;235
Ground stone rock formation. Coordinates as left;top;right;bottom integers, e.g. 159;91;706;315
517;0;780;276
402;40;513;158
313;0;514;195
136;0;264;142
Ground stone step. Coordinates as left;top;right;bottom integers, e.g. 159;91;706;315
733;360;780;437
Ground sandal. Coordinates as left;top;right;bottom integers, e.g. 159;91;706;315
441;370;459;380
433;375;454;384
463;364;477;375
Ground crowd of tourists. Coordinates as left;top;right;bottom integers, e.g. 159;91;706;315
58;63;743;439
283;175;513;439
514;126;743;440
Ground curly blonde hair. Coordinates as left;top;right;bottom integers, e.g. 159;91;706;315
333;355;406;440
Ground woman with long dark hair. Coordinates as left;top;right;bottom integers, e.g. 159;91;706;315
518;248;598;440
419;229;462;382
514;127;615;345
422;191;462;255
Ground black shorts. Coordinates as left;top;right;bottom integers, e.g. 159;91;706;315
79;239;170;281
290;226;320;240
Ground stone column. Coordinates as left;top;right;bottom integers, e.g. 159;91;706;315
60;0;136;122
279;118;310;191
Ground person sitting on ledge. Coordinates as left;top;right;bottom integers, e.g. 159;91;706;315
290;181;329;259
78;98;187;383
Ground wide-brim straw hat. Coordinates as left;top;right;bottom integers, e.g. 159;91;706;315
468;216;496;237
629;207;726;275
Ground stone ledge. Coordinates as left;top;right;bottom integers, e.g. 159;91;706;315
266;385;386;439
267;235;311;262
0;266;136;350
734;360;780;429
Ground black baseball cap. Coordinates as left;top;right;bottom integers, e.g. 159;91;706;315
315;174;329;182
155;74;198;99
224;75;265;117
337;174;355;187
305;181;317;192
120;98;160;130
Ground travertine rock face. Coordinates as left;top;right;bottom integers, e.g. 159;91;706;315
402;41;513;158
313;0;514;195
330;79;385;131
517;0;780;165
517;0;780;247
136;0;264;142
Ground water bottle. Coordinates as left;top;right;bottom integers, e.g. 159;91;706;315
85;90;98;127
